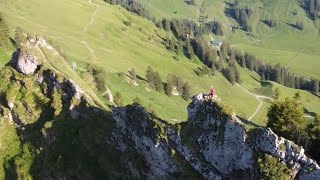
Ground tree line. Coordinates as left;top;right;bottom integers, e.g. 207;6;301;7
104;0;318;90
230;2;253;31
145;66;191;100
306;0;319;20
103;0;150;18
158;19;240;84
233;50;320;93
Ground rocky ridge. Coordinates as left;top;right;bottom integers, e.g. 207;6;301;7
111;93;320;179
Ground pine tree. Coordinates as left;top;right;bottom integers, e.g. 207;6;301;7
165;75;174;96
169;38;175;52
312;79;319;93
307;114;320;160
257;154;293;180
267;92;306;144
15;27;24;48
114;92;123;106
129;68;138;82
189;0;195;5
260;73;266;82
182;81;191;100
153;71;163;92
273;88;280;100
177;40;184;56
146;66;155;89
310;0;315;16
173;76;184;94
186;39;194;59
0;13;9;47
133;96;142;105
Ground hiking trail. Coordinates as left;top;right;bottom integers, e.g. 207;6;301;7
81;0;99;61
236;83;272;120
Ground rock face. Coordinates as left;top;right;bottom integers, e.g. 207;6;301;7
10;49;40;75
111;93;320;179
112;105;179;179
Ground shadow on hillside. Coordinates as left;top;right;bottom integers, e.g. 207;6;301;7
250;75;260;83
304;108;316;118
286;22;300;30
3;94;118;179
136;75;148;82
237;116;260;128
311;92;320;98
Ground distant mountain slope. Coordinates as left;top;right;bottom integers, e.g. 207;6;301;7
138;0;320;77
0;0;265;122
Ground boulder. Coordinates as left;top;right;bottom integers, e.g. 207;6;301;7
11;49;40;75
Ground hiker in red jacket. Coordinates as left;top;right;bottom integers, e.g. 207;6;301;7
209;86;215;98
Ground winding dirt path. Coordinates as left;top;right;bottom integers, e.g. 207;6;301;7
81;40;97;59
82;0;99;33
236;83;314;120
81;0;99;61
236;83;273;120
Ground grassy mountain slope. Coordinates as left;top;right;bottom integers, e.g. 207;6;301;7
140;0;320;78
0;0;262;123
0;0;319;125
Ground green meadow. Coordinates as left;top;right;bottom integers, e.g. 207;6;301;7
0;0;319;126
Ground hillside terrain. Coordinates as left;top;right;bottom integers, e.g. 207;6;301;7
0;45;319;178
0;0;320;125
0;0;320;179
139;0;320;78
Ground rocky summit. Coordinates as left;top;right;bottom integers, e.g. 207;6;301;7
110;94;320;179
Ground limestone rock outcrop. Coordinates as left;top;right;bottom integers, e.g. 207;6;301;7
110;93;320;179
10;49;40;75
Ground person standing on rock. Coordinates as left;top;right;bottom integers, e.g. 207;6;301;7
209;86;216;99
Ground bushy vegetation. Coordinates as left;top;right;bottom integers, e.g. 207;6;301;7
114;91;124;106
205;21;224;35
257;154;293;180
230;2;253;31
14;27;25;48
86;64;107;93
0;13;9;47
104;0;149;18
305;0;319;20
267;90;320;162
234;50;320;93
145;66;191;100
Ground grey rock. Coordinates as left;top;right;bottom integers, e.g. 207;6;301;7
11;50;40;75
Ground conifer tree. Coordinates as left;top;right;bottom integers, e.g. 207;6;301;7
153;71;163;92
129;68;138;82
267;92;306;144
165;75;174;96
15;27;24;48
0;13;9;47
146;66;155;89
182;81;191;100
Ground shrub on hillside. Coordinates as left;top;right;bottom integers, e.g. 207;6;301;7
0;13;9;47
132;96;142;105
86;64;107;93
129;68;138;82
182;81;191;100
114;92;123;106
296;21;304;30
257;154;293;180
